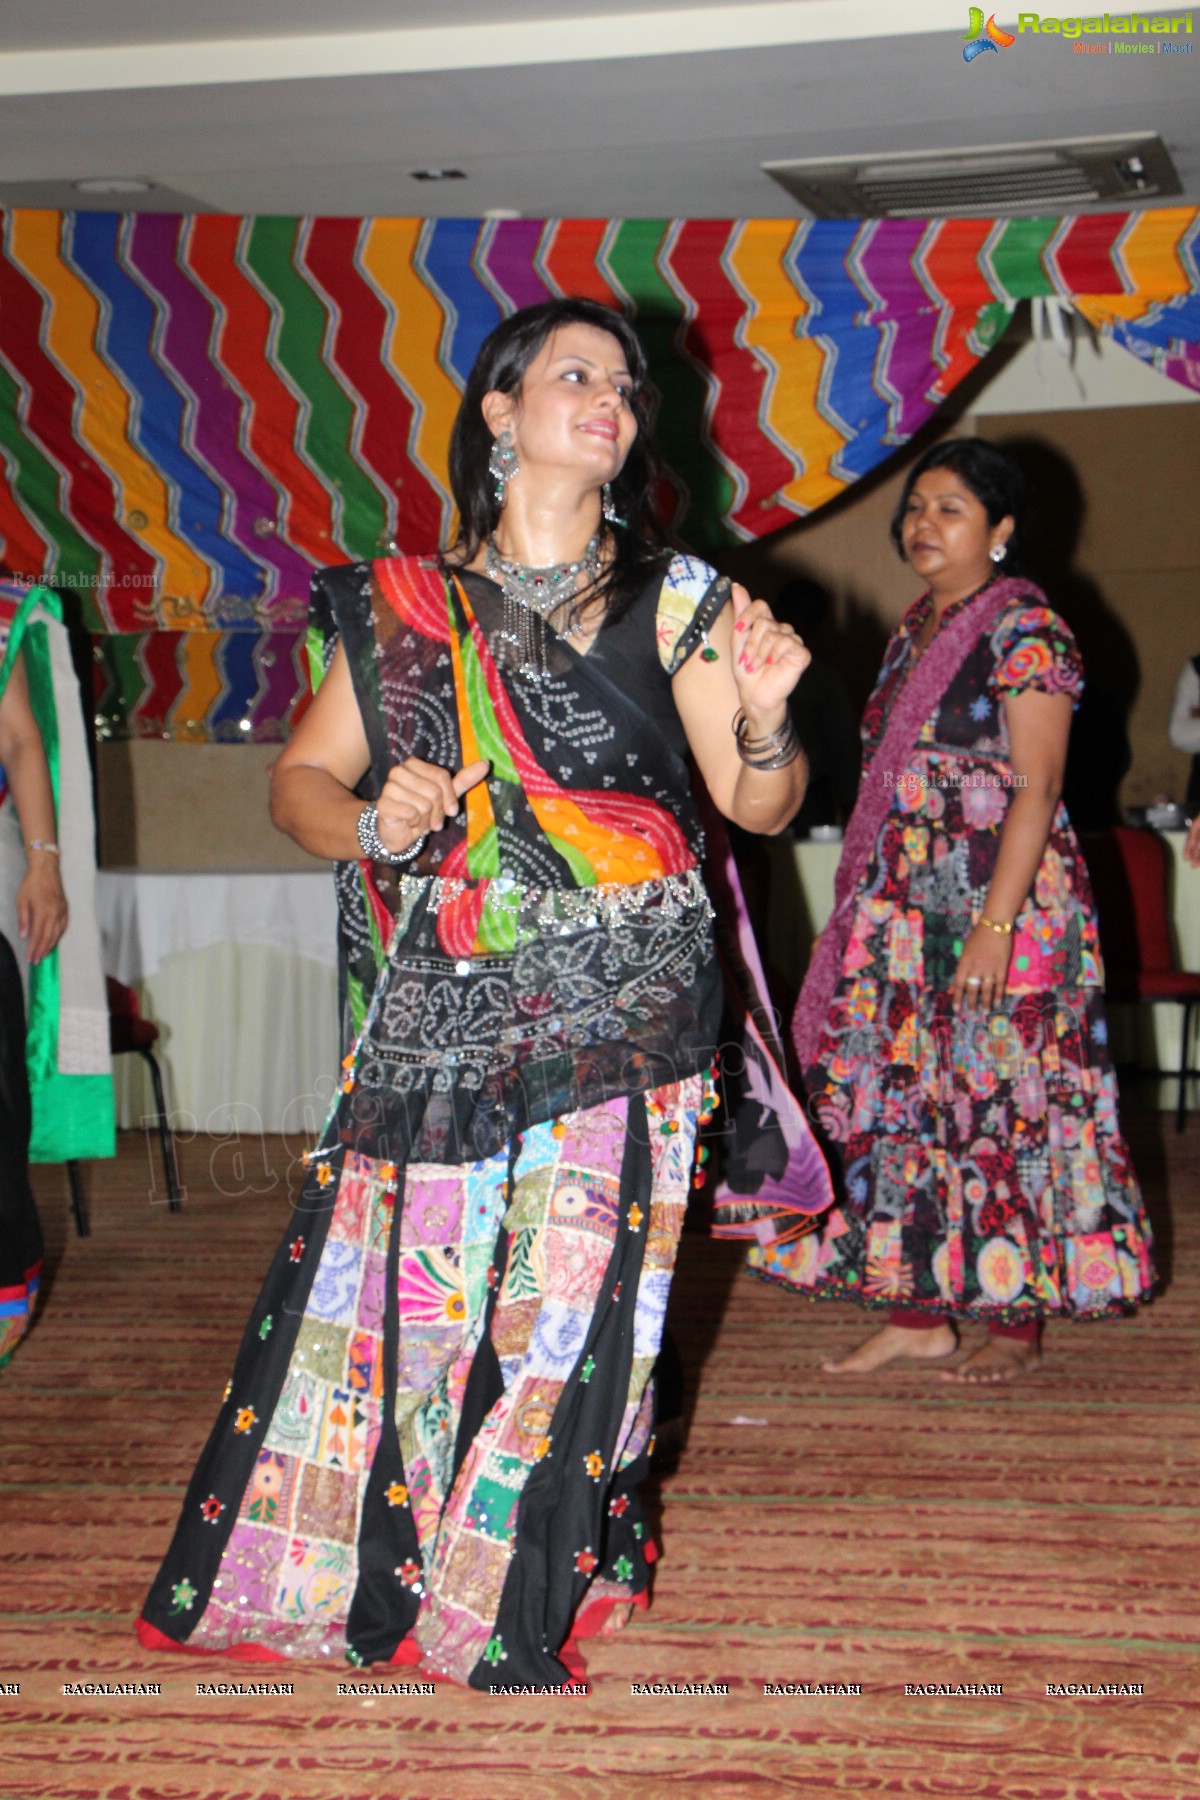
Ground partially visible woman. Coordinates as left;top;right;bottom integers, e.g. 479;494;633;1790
0;642;67;1367
755;438;1155;1381
138;298;817;1688
0;580;114;1170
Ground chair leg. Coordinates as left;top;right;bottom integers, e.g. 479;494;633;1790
66;1159;89;1238
1178;1001;1194;1135
140;1047;182;1210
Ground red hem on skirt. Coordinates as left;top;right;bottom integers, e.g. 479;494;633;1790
135;1615;422;1666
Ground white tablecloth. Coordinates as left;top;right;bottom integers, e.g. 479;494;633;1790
761;831;1199;1099
96;870;340;1135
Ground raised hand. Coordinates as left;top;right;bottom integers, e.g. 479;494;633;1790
376;757;490;853
729;583;811;715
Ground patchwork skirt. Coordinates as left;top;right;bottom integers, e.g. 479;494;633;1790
139;1078;701;1688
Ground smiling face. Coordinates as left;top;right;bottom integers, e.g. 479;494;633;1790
484;321;639;491
900;466;1013;599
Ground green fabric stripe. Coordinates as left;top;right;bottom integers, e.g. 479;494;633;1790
0;590;62;1094
243;218;388;560
477;875;518;954
545;833;598;887
0;363;101;606
305;622;326;696
95;635;145;731
603;221;736;555
458;620;517;783
29;1070;115;1163
989;217;1059;301
973;301;1015;351
467;819;501;884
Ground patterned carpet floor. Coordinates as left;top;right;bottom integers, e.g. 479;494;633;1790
1;1104;1197;1800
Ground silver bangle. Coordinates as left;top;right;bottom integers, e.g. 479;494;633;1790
356;804;426;866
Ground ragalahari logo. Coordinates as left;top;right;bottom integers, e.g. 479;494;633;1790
962;7;1018;55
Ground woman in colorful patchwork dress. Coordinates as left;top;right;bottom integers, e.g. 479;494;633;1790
138;298;822;1687
758;438;1155;1380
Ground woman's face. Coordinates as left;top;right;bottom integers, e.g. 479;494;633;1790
489;321;639;489
900;466;1011;592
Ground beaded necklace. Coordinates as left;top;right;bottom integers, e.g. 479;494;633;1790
484;533;601;682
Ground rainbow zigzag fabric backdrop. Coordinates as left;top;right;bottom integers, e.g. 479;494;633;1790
0;207;1196;741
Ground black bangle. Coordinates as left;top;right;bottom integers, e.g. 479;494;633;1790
732;707;801;770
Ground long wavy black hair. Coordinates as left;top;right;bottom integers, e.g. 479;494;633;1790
446;297;669;621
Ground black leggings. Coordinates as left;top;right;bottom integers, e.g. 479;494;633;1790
0;932;43;1288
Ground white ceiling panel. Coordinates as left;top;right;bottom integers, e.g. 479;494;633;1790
0;9;1194;217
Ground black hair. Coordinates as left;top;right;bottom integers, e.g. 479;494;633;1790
446;297;668;619
889;437;1029;567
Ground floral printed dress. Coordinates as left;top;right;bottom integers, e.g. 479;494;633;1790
753;594;1155;1323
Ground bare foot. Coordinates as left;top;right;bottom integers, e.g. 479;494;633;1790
598;1604;634;1638
821;1321;958;1374
942;1338;1041;1384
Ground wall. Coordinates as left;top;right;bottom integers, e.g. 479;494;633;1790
97;742;322;870
721;336;1200;815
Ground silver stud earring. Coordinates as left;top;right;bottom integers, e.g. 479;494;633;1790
990;543;1007;564
489;430;519;507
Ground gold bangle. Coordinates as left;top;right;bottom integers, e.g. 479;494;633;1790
978;916;1013;936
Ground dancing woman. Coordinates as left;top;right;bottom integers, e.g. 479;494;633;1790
139;297;816;1687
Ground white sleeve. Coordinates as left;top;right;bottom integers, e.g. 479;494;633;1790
1168;660;1200;755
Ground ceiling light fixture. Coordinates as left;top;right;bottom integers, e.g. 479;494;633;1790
73;177;154;195
410;168;466;182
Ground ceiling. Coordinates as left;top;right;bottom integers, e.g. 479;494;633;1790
0;1;1196;218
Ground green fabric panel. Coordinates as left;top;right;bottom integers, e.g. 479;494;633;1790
604;221;736;554
989;217;1059;301
95;634;145;731
243;218;388;561
29;1070;116;1163
973;301;1015;351
0;590;62;1092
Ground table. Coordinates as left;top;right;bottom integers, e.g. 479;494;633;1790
96;870;340;1136
760;831;1199;1102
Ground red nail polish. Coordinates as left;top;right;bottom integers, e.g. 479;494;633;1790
734;620;747;633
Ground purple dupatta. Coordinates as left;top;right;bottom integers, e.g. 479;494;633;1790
791;575;1051;1072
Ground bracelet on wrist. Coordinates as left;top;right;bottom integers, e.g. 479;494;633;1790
732;707;801;771
977;915;1013;936
26;840;60;856
356;804;426;866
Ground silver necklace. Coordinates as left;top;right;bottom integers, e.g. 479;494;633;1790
484;533;601;682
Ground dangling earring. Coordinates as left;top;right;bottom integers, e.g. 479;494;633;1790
489;430;519;507
990;543;1007;564
602;482;621;526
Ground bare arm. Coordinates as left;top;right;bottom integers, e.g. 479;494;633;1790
952;687;1073;1011
672;584;810;835
0;651;68;961
269;643;487;859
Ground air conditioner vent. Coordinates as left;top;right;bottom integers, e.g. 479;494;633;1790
762;134;1180;218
